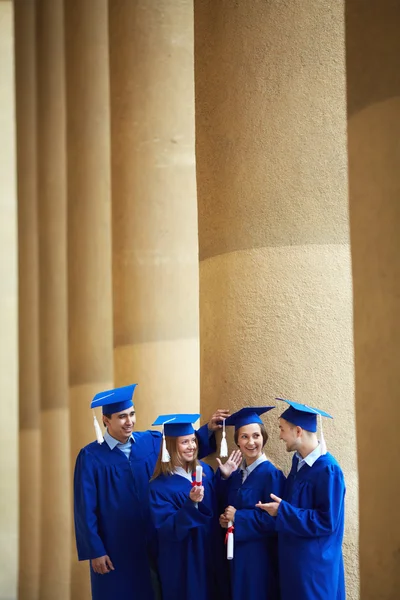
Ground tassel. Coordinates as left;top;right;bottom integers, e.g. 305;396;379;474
220;419;228;458
161;428;171;463
93;413;104;445
319;413;327;455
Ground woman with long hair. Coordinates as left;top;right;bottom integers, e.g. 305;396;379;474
149;414;241;600
219;407;285;600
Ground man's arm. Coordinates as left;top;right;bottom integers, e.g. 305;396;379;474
196;408;230;458
274;464;345;538
74;449;108;561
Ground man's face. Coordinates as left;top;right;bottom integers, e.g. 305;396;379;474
104;408;136;443
279;418;299;452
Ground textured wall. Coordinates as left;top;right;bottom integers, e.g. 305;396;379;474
36;1;71;599
346;1;400;597
195;1;358;596
110;0;200;428
14;1;41;598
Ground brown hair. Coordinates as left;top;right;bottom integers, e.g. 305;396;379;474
151;435;201;480
234;422;268;447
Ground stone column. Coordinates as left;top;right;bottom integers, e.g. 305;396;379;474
346;1;400;597
195;1;358;597
64;1;113;598
36;2;70;599
14;1;41;598
109;0;199;429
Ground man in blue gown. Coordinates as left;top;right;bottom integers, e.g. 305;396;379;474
73;384;227;600
257;398;346;600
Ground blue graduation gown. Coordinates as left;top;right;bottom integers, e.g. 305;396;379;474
276;452;346;600
149;461;220;600
220;461;285;600
74;425;215;600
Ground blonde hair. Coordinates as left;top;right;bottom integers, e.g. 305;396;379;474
151;435;200;480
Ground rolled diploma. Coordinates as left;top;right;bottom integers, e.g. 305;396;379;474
227;520;234;560
194;465;203;510
196;465;203;484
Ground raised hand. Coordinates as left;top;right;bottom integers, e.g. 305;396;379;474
216;449;242;479
207;408;231;432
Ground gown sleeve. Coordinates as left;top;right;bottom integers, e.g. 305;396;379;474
74;449;107;561
149;486;213;543
196;424;217;458
234;470;286;542
275;463;345;538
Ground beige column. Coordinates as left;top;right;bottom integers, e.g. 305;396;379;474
346;1;400;597
64;1;114;597
109;0;199;428
14;1;41;598
36;2;71;599
195;1;358;597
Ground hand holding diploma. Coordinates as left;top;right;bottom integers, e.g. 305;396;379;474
220;505;236;560
190;465;204;504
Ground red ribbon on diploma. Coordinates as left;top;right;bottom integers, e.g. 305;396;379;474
225;524;234;543
191;472;202;487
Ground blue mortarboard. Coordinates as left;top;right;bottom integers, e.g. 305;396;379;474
152;413;200;437
277;398;332;433
91;384;137;415
224;407;275;431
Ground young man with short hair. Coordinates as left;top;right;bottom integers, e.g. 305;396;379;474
257;398;346;600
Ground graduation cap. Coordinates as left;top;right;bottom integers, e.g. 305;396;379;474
277;398;333;454
220;407;275;458
91;384;137;444
152;414;200;463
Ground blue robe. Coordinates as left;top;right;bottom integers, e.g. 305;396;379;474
276;452;346;600
74;425;214;600
219;461;285;600
149;461;221;600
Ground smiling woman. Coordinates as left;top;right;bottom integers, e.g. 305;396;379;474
149;414;240;600
219;407;285;600
234;423;268;466
151;433;199;479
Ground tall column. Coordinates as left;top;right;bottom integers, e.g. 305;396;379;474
346;1;400;597
195;1;358;597
64;1;114;598
14;1;41;598
109;0;199;428
36;2;70;599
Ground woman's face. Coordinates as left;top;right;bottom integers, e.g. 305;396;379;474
176;434;197;464
236;423;263;464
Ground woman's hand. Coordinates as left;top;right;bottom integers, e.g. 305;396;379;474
224;505;237;522
216;450;242;479
189;485;204;503
219;513;229;528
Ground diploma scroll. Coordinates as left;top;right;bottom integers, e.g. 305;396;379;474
193;465;203;509
195;465;203;485
226;521;234;560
